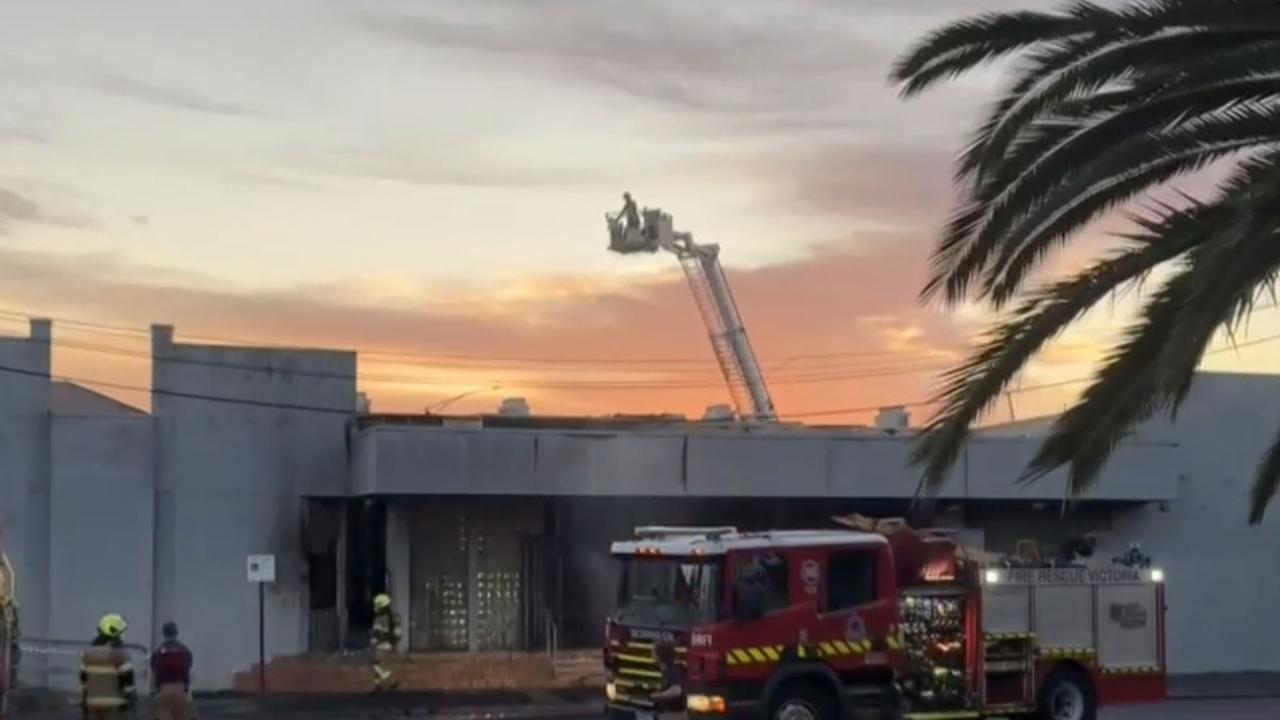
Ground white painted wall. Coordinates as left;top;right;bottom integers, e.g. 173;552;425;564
352;425;1179;501
0;320;51;653
1108;373;1280;674
150;325;356;689
976;372;1280;673
48;416;155;649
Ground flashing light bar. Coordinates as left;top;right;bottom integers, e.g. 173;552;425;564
634;525;737;540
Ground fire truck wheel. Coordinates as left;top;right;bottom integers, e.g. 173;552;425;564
1038;666;1097;720
769;681;837;720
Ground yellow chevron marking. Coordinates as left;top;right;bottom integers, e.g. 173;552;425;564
625;642;686;654
763;646;780;662
615;678;658;690
819;642;837;656
748;647;768;663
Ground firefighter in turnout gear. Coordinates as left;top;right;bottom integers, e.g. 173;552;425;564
370;593;401;692
80;614;136;720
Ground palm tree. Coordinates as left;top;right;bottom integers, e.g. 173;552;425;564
890;0;1280;523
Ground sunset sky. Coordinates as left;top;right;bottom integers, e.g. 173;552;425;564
3;0;1279;421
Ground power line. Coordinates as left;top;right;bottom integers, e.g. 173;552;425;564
0;307;951;368
0;361;355;415
48;336;957;390
777;378;1094;419
8;307;1280;417
779;333;1280;419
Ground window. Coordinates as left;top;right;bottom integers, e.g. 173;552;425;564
827;552;877;611
736;553;790;614
615;558;724;625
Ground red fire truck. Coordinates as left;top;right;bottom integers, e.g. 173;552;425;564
603;525;1166;720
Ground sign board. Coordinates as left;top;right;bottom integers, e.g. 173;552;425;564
1003;567;1145;586
247;554;276;583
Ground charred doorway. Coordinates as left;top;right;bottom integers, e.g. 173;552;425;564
405;498;550;652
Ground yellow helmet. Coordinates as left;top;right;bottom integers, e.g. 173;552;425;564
98;613;127;638
373;593;391;611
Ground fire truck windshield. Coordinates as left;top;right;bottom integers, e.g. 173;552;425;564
615;556;723;627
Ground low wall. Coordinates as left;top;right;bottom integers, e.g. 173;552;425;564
231;650;599;694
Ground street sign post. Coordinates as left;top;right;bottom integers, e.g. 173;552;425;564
247;555;275;696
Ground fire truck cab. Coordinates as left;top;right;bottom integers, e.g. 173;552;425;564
604;525;1166;720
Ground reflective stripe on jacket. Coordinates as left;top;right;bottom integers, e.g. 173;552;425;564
81;644;134;708
370;611;401;651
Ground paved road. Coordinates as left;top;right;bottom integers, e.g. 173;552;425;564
21;698;1280;720
1101;699;1276;719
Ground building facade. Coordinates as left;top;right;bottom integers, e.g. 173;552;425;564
2;319;1278;690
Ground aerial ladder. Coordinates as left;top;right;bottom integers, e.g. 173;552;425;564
606;199;777;422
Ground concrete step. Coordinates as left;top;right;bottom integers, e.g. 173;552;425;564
551;657;605;685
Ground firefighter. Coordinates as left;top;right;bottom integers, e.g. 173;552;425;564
619;192;640;231
1059;533;1097;566
649;641;684;720
151;621;195;720
80;614;136;720
370;593;401;692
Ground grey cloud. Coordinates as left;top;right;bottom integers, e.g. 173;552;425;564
93;73;259;117
284;143;606;189
360;1;889;129
0;119;48;144
779;142;956;222
230;171;334;193
674;139;956;229
0;186;94;235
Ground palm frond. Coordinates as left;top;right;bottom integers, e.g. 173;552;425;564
944;75;1280;308
1122;0;1280;28
955;35;1136;183
925;101;1121;303
1023;166;1280;494
911;227;1201;492
891;10;1098;96
1248;422;1280;524
987;122;1280;304
970;29;1280;181
902;0;1280;519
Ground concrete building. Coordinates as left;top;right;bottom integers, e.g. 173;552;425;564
2;319;1278;691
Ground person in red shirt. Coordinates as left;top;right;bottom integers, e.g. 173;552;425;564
150;622;194;720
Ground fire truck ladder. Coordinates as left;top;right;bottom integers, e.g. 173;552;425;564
606;202;777;422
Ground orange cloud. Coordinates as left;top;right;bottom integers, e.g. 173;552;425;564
0;233;1035;423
